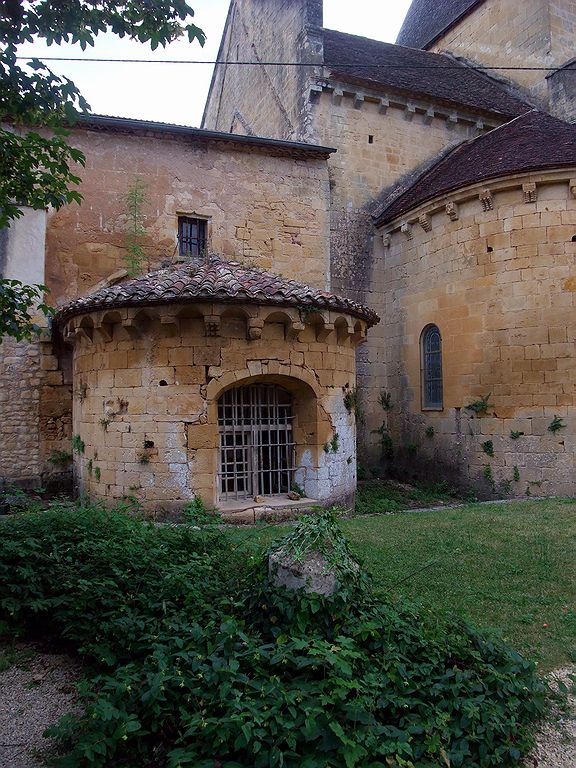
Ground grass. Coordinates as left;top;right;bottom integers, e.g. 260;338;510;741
228;497;576;672
355;478;466;514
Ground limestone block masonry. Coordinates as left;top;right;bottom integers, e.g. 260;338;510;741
63;302;368;515
376;172;576;497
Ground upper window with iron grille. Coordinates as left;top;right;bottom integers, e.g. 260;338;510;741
178;216;207;258
421;324;443;410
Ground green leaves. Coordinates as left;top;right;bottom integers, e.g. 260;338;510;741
0;0;205;338
0;128;84;227
0;502;547;768
0;278;52;340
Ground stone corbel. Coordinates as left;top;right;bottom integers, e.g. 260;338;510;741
352;323;368;345
446;201;459;221
95;321;114;342
308;85;322;102
62;324;75;345
378;96;390;114
73;325;93;344
204;314;220;337
419;213;432;232
354;93;364;110
287;320;305;340
159;312;180;336
400;222;413;240
448;112;459;127
404;102;416;121
479;189;494;212
121;318;141;339
247;318;264;340
316;322;335;342
381;233;391;248
523;182;537;203
570;179;576;198
332;88;343;105
122;310;143;339
423;107;435;125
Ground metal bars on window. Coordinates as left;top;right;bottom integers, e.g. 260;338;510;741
421;324;443;410
178;216;207;257
217;384;295;501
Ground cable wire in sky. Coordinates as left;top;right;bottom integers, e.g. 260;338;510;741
14;56;575;72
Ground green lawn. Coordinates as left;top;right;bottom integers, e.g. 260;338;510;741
228;498;576;672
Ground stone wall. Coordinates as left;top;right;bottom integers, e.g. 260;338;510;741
373;172;576;496
46;126;332;307
429;0;576;117
0;335;72;488
202;0;322;141
0;207;72;488
308;88;499;458
2;123;331;488
65;303;363;514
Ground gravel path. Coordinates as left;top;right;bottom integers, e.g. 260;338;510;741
0;645;83;768
0;646;573;767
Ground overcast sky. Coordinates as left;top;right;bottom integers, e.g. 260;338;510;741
19;0;413;128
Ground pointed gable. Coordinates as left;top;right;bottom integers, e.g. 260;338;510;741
396;0;485;50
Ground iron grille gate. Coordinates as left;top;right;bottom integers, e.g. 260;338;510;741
217;384;296;501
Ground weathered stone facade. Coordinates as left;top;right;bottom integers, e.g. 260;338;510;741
201;0;576;497
1;120;335;491
427;0;576;118
60;280;372;513
376;171;576;497
4;0;576;504
46;121;332;305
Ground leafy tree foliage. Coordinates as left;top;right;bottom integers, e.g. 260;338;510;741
0;1;205;339
0;278;53;340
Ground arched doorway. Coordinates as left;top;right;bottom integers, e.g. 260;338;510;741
217;383;295;500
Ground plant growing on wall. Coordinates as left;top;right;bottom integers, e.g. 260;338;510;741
377;390;393;411
48;449;72;468
481;439;494;457
482;463;495;490
124;179;149;276
343;387;363;421
548;415;566;433
465;393;492;416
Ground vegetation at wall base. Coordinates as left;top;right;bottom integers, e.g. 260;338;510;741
0;501;550;767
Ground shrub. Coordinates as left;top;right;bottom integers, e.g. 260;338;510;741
0;500;245;665
0;504;547;768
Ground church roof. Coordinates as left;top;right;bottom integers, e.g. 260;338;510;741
396;0;485;50
374;110;576;227
55;256;380;326
322;28;530;119
79;115;336;160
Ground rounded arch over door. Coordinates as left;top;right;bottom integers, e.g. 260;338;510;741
217;383;296;501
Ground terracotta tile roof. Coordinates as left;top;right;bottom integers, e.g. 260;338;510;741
322;28;530;119
55;256;380;326
374;110;576;227
396;0;485;50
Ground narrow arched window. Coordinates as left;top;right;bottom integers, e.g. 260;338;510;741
421;325;443;410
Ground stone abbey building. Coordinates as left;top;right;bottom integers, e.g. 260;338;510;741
1;0;576;510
